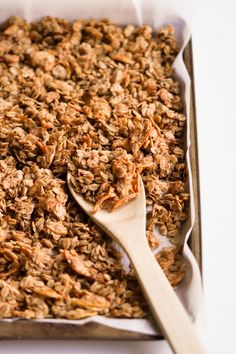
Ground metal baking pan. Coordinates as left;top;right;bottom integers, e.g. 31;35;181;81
0;40;202;340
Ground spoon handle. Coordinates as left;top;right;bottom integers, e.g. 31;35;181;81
124;238;206;354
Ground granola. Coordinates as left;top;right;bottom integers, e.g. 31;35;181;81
0;16;189;320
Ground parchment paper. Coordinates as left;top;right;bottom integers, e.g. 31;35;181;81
0;0;203;336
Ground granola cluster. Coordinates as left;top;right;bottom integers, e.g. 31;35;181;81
0;16;188;319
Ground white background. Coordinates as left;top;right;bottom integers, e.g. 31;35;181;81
1;0;236;353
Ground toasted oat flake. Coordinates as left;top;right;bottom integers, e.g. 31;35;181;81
0;16;189;320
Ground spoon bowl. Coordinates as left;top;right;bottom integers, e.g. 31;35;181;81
68;173;146;246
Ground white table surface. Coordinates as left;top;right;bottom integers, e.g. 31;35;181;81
1;0;236;353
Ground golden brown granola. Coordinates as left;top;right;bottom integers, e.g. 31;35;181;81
0;16;189;320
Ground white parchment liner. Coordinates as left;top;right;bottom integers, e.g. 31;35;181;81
0;0;203;336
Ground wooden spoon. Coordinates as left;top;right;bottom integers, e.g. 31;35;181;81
67;173;206;354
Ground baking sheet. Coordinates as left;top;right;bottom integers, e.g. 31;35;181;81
0;0;203;336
